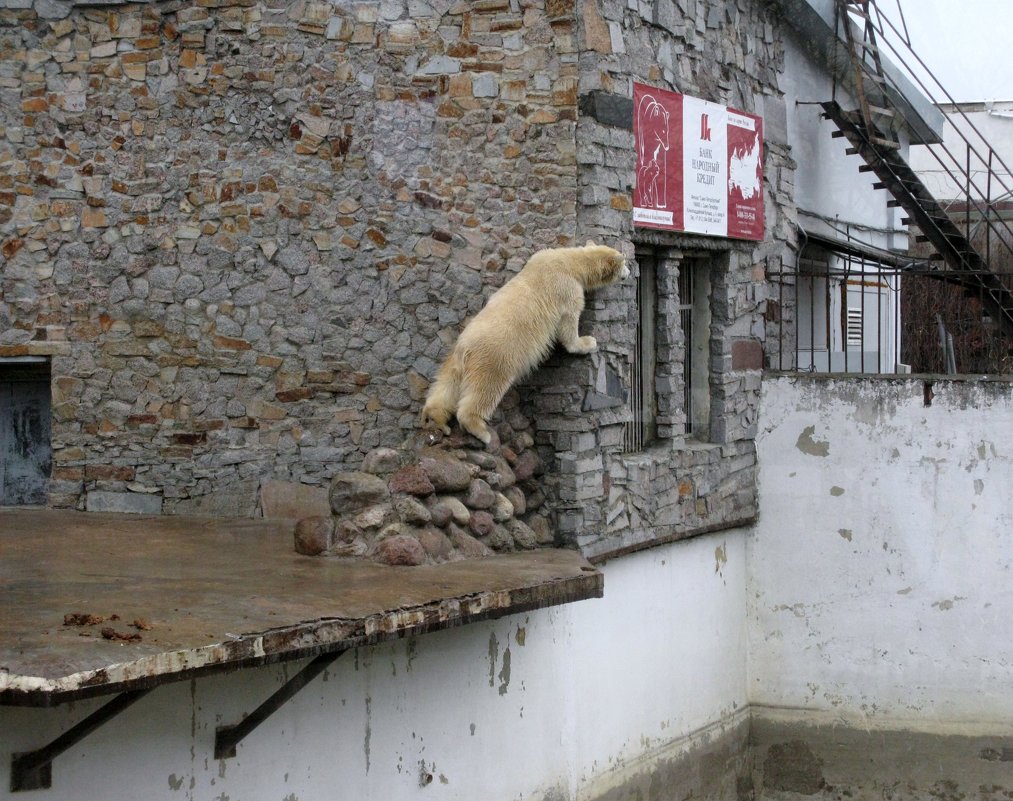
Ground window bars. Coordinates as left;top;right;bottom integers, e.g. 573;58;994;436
768;245;1013;375
624;254;657;452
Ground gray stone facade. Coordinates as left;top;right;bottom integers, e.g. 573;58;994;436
0;0;798;557
528;0;797;558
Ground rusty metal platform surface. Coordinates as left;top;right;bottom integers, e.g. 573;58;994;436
0;509;603;707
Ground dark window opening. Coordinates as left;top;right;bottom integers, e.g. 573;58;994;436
625;252;657;452
0;359;52;505
680;257;712;439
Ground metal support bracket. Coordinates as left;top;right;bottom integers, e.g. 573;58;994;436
214;649;347;760
10;689;152;792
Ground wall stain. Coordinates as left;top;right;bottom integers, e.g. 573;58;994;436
488;631;499;688
469;723;476;736
773;603;806;618
364;695;372;773
977;441;998;459
168;774;184;792
515;626;526;646
498;645;511;695
715;542;728;574
796;425;830;457
932;596;966;611
190;679;197;740
763;740;826;794
897;587;912;595
838;529;852;541
830;486;845;496
974;479;984;496
407;637;418;671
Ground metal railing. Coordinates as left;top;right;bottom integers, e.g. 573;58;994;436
838;0;1013;277
767;246;1013;375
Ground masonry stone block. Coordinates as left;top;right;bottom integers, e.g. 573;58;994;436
86;491;162;515
261;480;330;520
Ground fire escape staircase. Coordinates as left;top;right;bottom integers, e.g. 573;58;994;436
823;0;1013;338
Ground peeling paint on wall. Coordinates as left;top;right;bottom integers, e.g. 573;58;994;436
498;646;512;696
756;375;1013;738
715;543;728;574
488;631;499;689
795;426;830;457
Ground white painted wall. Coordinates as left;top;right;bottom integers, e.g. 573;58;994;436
749;375;1013;732
780;35;908;253
0;533;747;801
8;377;1013;800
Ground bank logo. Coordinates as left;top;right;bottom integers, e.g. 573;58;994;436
700;113;712;142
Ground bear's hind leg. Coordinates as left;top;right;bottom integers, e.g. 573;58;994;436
456;372;512;446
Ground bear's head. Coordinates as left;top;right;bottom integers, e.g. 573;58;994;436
582;242;630;289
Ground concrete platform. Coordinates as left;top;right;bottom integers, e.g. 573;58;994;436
0;509;603;706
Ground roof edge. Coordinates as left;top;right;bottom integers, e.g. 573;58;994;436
770;0;944;144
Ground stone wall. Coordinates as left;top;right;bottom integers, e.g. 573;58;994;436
1;0;799;557
0;0;580;513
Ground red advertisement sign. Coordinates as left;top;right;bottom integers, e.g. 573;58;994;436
632;84;764;241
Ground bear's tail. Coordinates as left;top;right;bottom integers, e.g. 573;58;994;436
419;349;464;434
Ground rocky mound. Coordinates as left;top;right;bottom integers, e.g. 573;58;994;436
294;427;551;566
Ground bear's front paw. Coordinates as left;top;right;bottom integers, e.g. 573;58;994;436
576;335;597;354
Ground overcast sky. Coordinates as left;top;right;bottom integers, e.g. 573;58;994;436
882;0;1013;103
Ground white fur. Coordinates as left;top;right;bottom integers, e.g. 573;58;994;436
420;242;629;444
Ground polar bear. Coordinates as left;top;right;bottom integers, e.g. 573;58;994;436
420;242;630;445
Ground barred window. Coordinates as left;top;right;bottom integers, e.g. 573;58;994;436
624;252;657;452
679;257;711;439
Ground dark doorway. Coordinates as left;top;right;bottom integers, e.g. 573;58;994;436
0;360;52;505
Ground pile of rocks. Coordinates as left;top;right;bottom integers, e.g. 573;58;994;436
294;427;551;566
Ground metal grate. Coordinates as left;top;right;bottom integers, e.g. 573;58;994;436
768;240;1013;375
845;306;864;348
624;254;657;452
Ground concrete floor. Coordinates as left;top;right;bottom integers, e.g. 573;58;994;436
0;509;601;706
